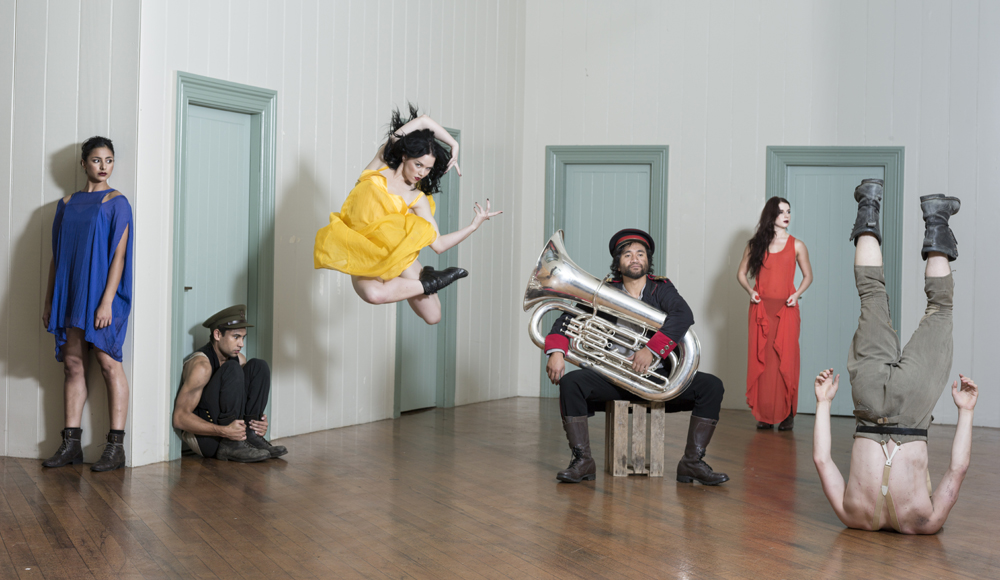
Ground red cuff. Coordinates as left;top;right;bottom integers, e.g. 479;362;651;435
647;332;677;358
545;334;569;353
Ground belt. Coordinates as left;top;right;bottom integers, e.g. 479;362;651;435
856;425;927;437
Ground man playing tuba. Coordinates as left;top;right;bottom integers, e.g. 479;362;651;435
545;229;729;485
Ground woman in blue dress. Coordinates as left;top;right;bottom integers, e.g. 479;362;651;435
41;136;133;472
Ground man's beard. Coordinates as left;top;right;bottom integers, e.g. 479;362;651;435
621;262;650;280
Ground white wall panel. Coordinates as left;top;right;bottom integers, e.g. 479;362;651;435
519;0;1000;428
132;0;525;463
1;0;140;461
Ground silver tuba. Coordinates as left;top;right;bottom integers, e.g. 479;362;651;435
523;230;700;402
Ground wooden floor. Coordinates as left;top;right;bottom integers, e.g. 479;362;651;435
1;398;997;579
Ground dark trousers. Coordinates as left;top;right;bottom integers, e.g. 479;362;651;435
194;359;270;458
559;369;724;421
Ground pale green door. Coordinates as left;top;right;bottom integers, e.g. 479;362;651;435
396;135;460;413
784;165;885;416
540;164;652;398
179;105;254;357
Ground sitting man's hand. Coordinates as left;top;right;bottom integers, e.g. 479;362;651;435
249;414;269;437
630;347;655;375
220;420;247;441
952;374;979;411
547;352;566;385
814;368;839;403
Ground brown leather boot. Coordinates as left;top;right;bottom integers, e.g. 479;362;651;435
556;416;596;483
91;431;126;472
42;428;83;467
676;416;729;485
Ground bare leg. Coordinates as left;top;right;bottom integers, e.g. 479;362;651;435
854;234;883;267
925;252;950;278
352;274;425;305
399;260;441;325
63;328;89;428
95;350;129;431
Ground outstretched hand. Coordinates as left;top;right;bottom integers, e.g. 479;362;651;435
952;374;978;411
471;199;502;228
815;368;840;403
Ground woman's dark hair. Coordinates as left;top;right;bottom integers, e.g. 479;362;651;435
609;241;654;280
81;136;114;160
746;196;790;279
382;104;451;195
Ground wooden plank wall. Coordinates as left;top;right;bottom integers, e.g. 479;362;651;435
133;0;527;465
517;0;1000;429
0;0;140;461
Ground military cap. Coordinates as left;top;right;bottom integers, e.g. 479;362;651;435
202;304;253;330
609;228;655;257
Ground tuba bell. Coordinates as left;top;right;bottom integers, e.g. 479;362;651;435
523;230;700;402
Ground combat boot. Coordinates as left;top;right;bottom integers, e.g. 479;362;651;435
91;431;126;472
419;266;468;295
920;194;961;261
849;178;884;245
216;439;270;463
244;416;288;458
556;416;596;483
42;428;83;468
676;416;729;485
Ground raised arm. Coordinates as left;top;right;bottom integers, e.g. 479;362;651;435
172;359;246;440
812;369;851;525
736;245;760;303
918;375;978;533
788;239;813;307
366;114;461;173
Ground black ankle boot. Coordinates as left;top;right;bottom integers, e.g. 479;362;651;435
419;266;468;295
849;179;884;245
676;416;729;485
920;194;961;261
42;428;83;468
244;416;288;458
556;416;596;483
91;431;126;472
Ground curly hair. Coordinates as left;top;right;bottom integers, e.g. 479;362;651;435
81;136;114;160
382;104;451;195
746;196;790;279
609;241;654;280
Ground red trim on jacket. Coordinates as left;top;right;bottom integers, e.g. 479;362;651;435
544;334;569;353
646;331;677;358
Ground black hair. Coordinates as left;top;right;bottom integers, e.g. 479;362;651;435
746;196;790;279
210;327;241;344
81;136;114;161
610;241;654;280
382;104;451;195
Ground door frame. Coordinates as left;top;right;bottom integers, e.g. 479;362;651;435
765;146;905;334
539;145;670;397
393;128;462;417
169;72;277;459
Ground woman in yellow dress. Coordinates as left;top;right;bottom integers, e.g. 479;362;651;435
315;106;501;324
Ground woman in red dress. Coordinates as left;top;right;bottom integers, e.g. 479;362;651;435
737;197;813;430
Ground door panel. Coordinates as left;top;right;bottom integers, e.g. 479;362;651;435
785;165;885;416
182;105;252;355
540;163;652;398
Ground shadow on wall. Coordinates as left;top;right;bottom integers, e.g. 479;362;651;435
273;161;333;427
0;143;110;461
703;227;754;412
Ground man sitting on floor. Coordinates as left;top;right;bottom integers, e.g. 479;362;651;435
173;305;287;462
812;179;978;534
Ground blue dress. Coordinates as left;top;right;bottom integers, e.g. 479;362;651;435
47;189;133;362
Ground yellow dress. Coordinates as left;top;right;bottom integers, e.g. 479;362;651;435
314;167;437;280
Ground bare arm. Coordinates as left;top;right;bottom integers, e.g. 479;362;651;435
813;369;852;525
917;375;978;533
411;198;502;255
94;224;128;329
788;239;813;306
736;245;760;303
365;114;461;173
172;358;246;440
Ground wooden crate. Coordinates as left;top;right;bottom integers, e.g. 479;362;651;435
605;400;666;477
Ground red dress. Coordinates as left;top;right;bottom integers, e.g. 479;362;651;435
746;236;801;424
